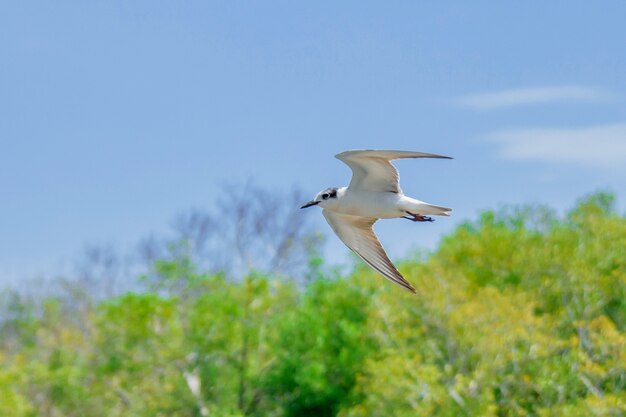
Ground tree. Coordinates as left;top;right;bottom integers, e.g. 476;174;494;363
139;183;323;289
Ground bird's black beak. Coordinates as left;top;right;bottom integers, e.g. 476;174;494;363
300;200;319;209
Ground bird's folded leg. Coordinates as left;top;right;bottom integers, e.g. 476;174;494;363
403;212;434;222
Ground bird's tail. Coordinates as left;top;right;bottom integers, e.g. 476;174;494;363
409;202;452;216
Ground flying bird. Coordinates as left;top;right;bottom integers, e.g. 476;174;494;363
301;150;452;293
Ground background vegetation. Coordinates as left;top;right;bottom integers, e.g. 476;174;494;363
1;191;624;416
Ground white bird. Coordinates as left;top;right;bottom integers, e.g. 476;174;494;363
301;150;452;293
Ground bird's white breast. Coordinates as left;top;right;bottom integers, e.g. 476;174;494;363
334;190;404;219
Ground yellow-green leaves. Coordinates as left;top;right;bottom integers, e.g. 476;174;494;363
0;192;624;416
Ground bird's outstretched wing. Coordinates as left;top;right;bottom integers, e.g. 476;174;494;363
322;209;416;293
336;150;452;193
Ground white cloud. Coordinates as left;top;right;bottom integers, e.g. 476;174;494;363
486;123;626;170
455;86;612;110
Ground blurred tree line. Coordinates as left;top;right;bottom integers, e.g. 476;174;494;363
0;191;624;416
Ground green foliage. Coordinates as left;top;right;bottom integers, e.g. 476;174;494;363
263;278;376;417
1;192;624;416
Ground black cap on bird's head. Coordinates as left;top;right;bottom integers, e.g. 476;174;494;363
300;187;338;209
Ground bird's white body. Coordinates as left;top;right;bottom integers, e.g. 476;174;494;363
325;187;449;219
301;149;452;293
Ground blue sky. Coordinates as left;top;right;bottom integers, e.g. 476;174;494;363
2;2;625;284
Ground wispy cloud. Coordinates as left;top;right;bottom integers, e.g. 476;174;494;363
455;86;612;110
486;123;626;170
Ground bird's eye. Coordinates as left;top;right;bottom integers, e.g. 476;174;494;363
322;193;329;199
